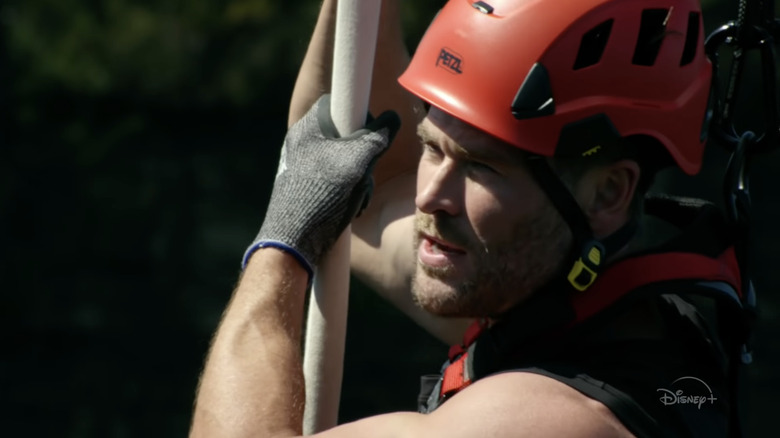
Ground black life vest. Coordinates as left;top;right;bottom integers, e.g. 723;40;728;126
417;195;753;438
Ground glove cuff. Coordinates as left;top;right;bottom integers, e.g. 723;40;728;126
242;240;315;280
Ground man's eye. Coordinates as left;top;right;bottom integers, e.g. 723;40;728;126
468;160;497;174
422;142;443;155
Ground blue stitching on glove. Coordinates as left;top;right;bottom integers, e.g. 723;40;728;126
242;240;314;279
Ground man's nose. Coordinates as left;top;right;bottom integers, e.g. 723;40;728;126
415;161;462;216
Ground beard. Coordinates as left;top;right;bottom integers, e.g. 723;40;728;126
411;204;571;318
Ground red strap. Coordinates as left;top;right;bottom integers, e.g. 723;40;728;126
438;249;740;400
448;319;488;361
571;248;742;324
441;319;487;397
440;352;472;397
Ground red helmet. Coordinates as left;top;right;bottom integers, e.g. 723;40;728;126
399;0;712;175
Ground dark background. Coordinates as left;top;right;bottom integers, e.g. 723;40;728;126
2;0;778;436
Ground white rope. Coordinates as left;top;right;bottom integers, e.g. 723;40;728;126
302;0;383;433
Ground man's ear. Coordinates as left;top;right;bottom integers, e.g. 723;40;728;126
581;159;640;238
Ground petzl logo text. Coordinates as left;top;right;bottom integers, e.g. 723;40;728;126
436;48;463;74
657;376;717;409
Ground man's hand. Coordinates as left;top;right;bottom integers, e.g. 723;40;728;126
244;94;400;276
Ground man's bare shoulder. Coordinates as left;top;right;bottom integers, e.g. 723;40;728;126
429;371;635;437
312;371;635;438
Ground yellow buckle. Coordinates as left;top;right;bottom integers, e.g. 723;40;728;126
567;242;604;291
568;259;598;291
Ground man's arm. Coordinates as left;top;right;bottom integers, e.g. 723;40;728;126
191;248;307;437
192;252;634;437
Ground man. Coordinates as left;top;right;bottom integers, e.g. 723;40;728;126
191;0;747;437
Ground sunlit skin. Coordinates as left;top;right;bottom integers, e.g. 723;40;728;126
411;108;572;318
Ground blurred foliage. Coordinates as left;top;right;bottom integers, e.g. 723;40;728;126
5;0;316;105
2;0;778;437
3;0;446;107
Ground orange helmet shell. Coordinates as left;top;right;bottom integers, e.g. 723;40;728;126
399;0;712;175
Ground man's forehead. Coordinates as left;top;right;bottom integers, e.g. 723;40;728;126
420;107;484;139
418;108;528;162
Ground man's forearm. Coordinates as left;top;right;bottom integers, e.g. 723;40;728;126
289;0;338;126
370;0;425;185
191;249;309;438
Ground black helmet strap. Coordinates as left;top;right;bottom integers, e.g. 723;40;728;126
525;155;637;292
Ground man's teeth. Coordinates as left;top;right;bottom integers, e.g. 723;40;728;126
432;242;443;254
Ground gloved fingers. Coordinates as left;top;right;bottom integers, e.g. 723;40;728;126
364;109;401;145
350;173;375;219
314;93;401;145
357;115;399;193
348;120;397;219
337;109;400;144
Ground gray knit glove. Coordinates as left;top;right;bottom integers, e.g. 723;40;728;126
242;94;400;277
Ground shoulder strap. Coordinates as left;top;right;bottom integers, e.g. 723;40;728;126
569;247;742;326
567;195;749;327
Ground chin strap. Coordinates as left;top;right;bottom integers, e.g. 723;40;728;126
525;155;637;291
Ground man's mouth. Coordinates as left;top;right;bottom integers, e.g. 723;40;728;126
418;232;468;270
423;234;466;254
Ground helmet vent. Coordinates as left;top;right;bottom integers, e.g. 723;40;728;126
573;19;614;70
632;8;672;66
471;1;494;15
680;12;701;66
511;63;556;120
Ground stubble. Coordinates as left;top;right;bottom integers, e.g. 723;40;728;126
411;205;570;318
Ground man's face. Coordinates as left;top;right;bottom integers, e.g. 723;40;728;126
412;108;571;318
